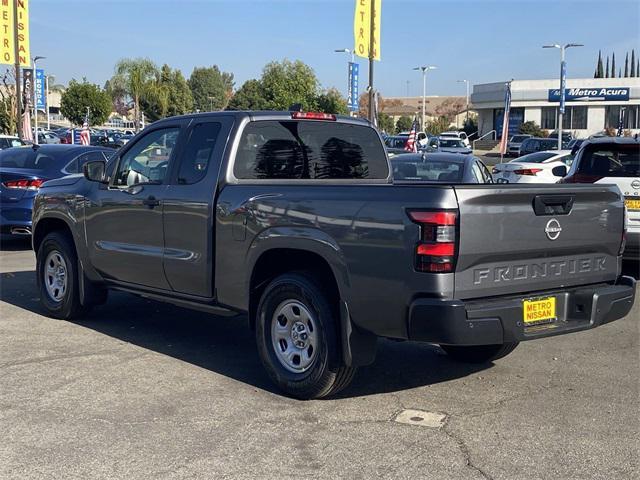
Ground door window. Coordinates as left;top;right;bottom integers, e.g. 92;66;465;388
471;162;484;183
113;127;180;187
177;122;222;184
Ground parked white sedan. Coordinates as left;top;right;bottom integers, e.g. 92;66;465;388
492;150;573;184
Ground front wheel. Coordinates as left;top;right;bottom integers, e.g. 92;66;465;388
255;272;356;399
441;342;519;364
37;231;87;320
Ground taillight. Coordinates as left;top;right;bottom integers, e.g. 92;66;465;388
291;112;336;121
408;210;458;273
2;178;44;190
492;167;501;174
513;168;542;176
620;206;628;256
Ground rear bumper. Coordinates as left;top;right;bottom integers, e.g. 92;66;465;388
408;276;636;345
0;199;34;235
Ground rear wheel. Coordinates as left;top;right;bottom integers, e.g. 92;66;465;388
255;272;356;399
441;342;519;364
37;231;88;320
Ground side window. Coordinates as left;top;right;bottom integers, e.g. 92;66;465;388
478;161;492;183
471;162;484;183
177;122;222;184
234;120;388;180
113;127;180;187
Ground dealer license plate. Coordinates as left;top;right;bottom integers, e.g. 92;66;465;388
523;297;556;325
625;198;640;210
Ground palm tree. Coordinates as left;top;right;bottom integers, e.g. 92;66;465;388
112;58;158;132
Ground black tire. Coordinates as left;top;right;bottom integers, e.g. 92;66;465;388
36;231;88;320
441;342;519;364
255;272;356;399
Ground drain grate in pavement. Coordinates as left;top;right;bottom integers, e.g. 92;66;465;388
394;409;447;428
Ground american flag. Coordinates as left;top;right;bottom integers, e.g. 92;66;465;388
404;118;419;152
79;112;90;145
498;82;512;156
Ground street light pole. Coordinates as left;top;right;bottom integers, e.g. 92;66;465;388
457;79;469;123
413;66;436;131
543;43;583;150
45;75;50;130
32;56;46;144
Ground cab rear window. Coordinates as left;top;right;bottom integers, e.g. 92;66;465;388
234;120;388;180
577;144;640;177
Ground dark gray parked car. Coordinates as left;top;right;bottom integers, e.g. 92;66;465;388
31;111;636;399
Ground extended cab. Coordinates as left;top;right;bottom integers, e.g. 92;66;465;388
32;111;636;399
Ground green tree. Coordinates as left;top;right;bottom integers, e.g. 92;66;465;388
60;80;112;126
631;50;636;77
141;64;193;121
611;53;616;78
395;115;413;133
316;87;349;115
519;121;545;137
624;52;629;77
377;112;394;134
595;50;604;78
260;59;319;111
425;116;452;136
188;66;234;112
111;58;158;131
226;79;268;111
605;56;610;78
462;116;478;138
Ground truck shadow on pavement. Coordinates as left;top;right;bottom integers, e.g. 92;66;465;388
0;269;498;398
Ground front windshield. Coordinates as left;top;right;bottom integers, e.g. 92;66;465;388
510;135;529;142
439;139;464;148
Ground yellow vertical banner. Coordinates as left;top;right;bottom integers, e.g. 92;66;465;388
0;0;30;67
353;0;381;61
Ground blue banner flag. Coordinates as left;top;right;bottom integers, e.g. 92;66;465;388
35;69;46;110
348;62;359;112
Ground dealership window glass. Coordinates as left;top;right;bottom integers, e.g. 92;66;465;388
541;107;557;130
606;105;639;130
177;122;222;184
570;106;587;129
235;120;388;180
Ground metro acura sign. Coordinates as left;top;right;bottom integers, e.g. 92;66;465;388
548;87;630;102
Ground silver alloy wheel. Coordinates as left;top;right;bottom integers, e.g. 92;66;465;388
44;250;68;303
271;300;318;373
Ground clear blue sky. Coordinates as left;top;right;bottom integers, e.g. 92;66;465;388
30;0;640;97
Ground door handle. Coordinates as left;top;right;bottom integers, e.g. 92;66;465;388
142;196;160;208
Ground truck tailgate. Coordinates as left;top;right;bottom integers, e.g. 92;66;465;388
453;184;624;300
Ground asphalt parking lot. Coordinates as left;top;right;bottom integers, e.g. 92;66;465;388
1;236;638;480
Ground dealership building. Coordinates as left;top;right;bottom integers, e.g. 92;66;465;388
471;77;640;139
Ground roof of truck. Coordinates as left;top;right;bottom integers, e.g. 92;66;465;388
149;110;372;125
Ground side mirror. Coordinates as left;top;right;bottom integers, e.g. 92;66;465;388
83;160;107;183
552;165;568;177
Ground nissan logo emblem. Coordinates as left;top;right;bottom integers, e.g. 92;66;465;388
545;218;562;241
632;180;640;190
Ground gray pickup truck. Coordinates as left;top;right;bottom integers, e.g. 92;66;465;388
32;111;636;399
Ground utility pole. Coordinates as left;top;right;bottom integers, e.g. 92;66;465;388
457;79;470;123
413;65;436;131
13;0;22;139
543;43;583;150
367;0;375;123
45;75;50;130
